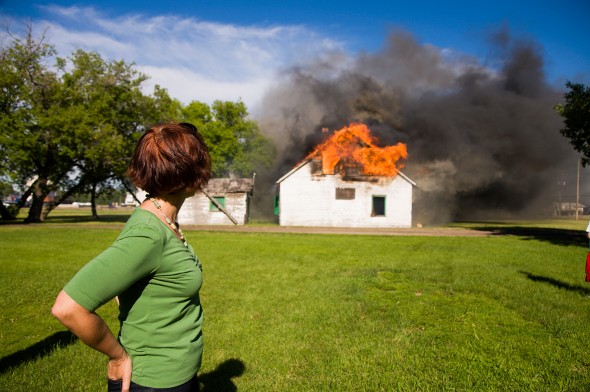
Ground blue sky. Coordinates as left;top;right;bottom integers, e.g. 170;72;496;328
1;0;589;110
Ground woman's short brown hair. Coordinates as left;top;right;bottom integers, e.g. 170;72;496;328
126;122;212;196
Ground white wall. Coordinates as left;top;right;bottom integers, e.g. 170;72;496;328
179;192;249;225
278;163;413;228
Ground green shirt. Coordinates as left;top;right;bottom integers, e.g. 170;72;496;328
64;208;204;388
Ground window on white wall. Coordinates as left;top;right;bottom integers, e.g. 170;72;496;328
336;187;355;200
371;196;386;216
209;196;226;212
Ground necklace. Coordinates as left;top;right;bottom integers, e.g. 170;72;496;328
149;197;188;247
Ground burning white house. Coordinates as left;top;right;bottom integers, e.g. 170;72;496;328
276;123;416;228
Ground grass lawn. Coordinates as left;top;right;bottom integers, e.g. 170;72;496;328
1;212;589;391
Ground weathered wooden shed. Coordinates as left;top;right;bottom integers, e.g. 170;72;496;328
276;157;415;228
178;177;255;225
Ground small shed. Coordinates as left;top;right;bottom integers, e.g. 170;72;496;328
178;177;255;225
276;157;415;228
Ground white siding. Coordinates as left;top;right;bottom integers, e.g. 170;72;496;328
278;163;413;228
134;188;250;225
178;192;250;225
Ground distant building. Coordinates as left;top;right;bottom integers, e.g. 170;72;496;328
553;202;585;216
276;157;415;228
178;177;255;225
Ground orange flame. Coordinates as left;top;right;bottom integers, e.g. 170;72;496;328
308;123;407;177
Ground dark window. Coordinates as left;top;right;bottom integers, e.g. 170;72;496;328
372;196;386;216
336;187;355;200
209;196;226;212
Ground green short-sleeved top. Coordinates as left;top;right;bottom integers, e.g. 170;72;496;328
64;208;204;388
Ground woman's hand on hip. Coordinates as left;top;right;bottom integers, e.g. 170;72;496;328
107;351;132;392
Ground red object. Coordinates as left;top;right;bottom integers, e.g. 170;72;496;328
586;252;590;282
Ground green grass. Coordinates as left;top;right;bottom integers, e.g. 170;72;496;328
1;215;590;391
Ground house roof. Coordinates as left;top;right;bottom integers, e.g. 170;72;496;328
276;157;416;186
276;157;313;184
205;177;254;194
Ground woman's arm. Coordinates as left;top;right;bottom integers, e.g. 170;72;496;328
52;290;132;392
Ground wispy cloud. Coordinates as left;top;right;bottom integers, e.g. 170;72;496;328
1;5;345;109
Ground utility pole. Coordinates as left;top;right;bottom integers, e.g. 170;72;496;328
557;173;566;217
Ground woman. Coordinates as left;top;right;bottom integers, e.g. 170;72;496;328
52;122;212;392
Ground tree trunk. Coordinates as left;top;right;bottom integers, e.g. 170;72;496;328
25;178;50;223
15;187;33;210
91;182;98;219
42;181;85;219
25;195;44;223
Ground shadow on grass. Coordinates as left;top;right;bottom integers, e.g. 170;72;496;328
43;214;131;224
0;213;131;225
199;358;246;392
521;271;590;296
0;331;77;374
473;226;588;247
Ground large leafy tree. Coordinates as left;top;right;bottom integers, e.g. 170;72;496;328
49;49;161;219
0;27;171;221
182;100;275;177
555;81;590;166
0;28;75;222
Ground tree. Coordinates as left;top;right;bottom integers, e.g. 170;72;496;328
182;100;275;177
0;27;76;221
555;81;590;166
48;49;157;219
0;26;170;221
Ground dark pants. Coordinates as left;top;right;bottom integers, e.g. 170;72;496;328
108;375;199;392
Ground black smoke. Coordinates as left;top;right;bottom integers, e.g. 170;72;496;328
253;28;578;224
